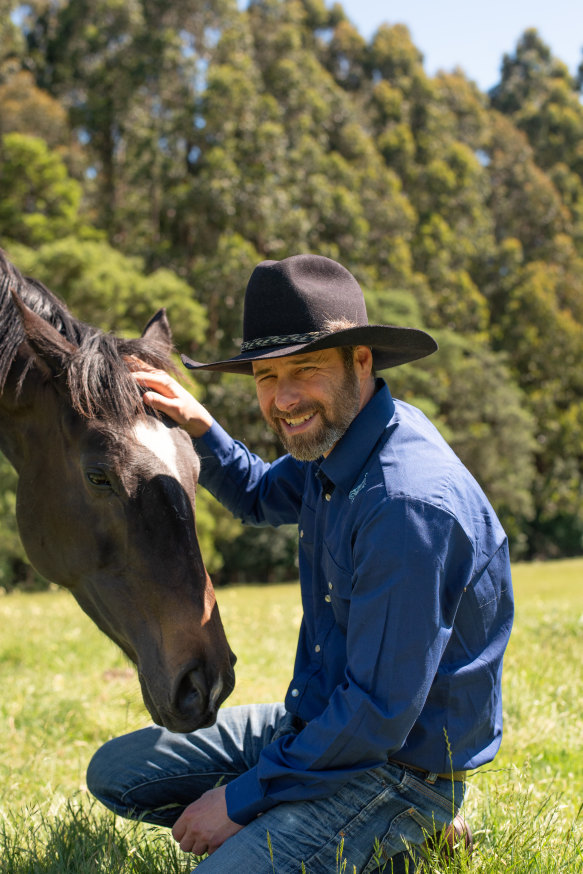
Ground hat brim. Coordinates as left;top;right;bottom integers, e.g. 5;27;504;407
182;325;438;375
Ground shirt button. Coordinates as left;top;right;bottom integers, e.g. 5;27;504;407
291;688;299;697
324;594;332;603
324;493;331;501
314;644;321;653
328;581;333;590
300;530;304;538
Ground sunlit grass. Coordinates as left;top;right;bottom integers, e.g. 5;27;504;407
0;559;582;871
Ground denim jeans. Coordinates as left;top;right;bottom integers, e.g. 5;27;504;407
87;703;465;874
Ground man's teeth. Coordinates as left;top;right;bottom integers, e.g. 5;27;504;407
285;413;313;427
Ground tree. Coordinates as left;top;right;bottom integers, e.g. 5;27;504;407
0;71;70;148
491;29;583;253
366;290;536;551
0;0;24;79
6;238;207;347
6;0;583;567
0;133;82;245
20;0;239;253
485;113;569;261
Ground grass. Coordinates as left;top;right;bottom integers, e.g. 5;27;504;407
0;560;582;872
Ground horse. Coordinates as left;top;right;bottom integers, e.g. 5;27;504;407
0;249;236;733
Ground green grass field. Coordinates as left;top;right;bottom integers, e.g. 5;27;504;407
0;559;582;872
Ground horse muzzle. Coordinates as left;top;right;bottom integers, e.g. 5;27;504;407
139;653;237;733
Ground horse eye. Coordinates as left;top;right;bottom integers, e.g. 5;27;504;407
86;469;112;489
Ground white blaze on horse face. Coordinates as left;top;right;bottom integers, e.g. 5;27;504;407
133;419;181;479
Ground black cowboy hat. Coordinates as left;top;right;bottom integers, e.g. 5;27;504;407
182;254;437;374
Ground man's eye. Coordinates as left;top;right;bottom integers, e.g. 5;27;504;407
86;469;112;490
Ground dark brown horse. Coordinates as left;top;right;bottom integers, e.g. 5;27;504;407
0;250;235;732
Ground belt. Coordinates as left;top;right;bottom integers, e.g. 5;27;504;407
389;759;468;783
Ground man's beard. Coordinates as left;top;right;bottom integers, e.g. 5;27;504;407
266;364;361;461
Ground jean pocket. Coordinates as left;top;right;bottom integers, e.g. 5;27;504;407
361;803;445;874
360;769;461;874
398;770;462;820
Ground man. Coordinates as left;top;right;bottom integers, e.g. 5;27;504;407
87;254;514;873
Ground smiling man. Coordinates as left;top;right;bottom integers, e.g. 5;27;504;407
253;345;372;460
87;254;514;874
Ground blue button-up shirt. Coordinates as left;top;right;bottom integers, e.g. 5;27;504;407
194;380;514;825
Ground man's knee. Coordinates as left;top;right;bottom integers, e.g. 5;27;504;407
86;736;127;805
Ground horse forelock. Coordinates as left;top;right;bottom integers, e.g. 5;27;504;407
66;333;176;429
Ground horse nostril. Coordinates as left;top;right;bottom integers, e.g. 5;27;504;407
176;665;208;716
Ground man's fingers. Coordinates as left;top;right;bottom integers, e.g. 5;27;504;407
124;355;157;372
172;817;208;855
142;391;172;409
171;820;183;842
133;371;179;398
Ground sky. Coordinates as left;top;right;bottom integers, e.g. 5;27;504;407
331;0;583;92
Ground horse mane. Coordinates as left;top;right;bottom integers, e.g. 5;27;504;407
0;250;176;428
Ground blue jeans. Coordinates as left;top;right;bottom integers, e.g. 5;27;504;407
87;703;465;873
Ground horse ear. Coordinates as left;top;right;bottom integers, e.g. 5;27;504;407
141;308;173;353
12;290;78;373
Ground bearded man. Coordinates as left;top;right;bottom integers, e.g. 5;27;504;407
87;254;513;873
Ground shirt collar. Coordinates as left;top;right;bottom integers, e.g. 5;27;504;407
318;379;395;494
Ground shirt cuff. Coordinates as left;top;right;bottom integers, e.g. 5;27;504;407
192;419;235;464
225;767;277;826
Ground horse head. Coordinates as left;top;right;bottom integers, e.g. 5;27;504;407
0;260;235;733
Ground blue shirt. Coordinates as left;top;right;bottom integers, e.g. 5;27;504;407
194;380;514;826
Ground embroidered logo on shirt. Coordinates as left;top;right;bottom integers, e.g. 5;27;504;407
348;473;368;502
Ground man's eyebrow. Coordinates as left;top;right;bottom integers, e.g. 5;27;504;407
253;354;324;378
253;365;273;378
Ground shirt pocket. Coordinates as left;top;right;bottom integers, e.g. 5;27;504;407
322;542;353;631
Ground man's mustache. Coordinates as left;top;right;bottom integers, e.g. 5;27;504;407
269;402;325;421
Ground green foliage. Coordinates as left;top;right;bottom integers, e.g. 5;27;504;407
0;0;25;76
0;133;82;245
1;3;583;576
0;71;71;149
5;238;207;347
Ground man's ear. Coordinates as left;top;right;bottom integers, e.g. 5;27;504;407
141;309;173;354
353;345;374;378
12;290;78;375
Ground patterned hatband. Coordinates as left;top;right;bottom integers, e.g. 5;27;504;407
240;330;328;352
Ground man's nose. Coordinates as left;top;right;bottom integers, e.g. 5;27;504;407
274;377;302;411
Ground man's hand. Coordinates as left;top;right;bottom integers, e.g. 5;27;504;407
172;785;244;855
130;363;213;438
